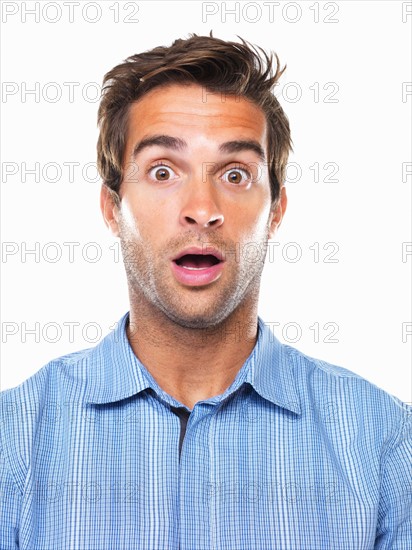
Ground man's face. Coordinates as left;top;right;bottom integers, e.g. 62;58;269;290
101;83;286;329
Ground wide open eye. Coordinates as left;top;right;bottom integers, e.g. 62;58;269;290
222;167;252;185
148;163;177;182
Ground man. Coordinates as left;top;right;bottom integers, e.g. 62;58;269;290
1;34;411;550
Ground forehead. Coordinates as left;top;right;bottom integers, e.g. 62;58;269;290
125;83;267;147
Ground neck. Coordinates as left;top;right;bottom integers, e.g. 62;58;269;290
126;288;259;410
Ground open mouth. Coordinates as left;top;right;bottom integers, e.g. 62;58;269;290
174;254;221;270
171;250;225;286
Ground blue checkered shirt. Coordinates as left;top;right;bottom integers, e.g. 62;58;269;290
1;312;411;549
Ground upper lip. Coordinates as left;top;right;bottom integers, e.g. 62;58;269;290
172;246;225;262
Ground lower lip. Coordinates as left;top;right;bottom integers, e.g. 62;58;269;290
170;260;225;287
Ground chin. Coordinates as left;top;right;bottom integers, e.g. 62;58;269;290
164;306;232;330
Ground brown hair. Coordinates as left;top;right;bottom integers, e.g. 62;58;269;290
97;33;292;204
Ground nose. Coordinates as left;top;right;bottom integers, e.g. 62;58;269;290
179;176;224;229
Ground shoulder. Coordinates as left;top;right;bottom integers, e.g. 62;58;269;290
282;342;411;441
0;311;129;417
0;311;131;480
1;345;96;410
0;345;96;478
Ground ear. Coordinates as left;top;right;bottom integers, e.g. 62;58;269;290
100;184;120;237
268;185;287;240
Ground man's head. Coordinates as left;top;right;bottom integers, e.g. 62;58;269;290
98;35;291;330
97;33;292;206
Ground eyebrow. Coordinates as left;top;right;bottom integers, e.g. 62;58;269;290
132;135;186;158
132;134;266;162
219;140;266;162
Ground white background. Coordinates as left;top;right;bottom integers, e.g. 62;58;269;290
1;0;411;403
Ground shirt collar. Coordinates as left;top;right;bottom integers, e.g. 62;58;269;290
83;312;301;415
83;312;150;404
249;317;301;414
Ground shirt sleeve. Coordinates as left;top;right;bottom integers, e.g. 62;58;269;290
375;407;412;549
0;444;21;549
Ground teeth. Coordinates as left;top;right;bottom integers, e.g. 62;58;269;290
181;266;208;270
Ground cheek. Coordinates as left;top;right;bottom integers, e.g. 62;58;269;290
124;183;172;219
232;204;271;240
118;199;143;239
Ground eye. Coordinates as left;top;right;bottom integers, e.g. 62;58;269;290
222;167;252;186
147;163;177;182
